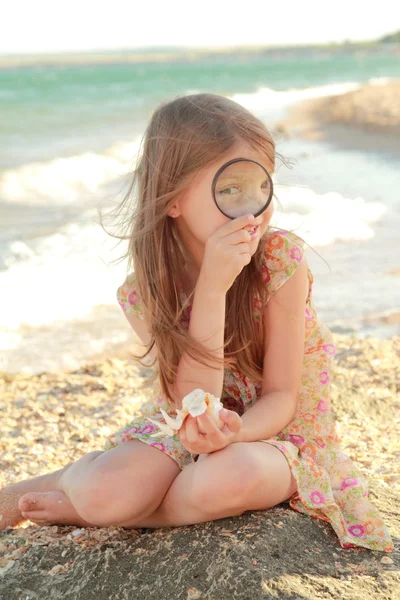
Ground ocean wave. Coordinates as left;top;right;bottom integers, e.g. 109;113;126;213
0;182;387;331
0;138;142;206
1;76;394;208
272;183;388;246
229;76;396;123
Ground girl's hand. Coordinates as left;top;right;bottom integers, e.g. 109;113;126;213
177;408;242;455
200;213;263;295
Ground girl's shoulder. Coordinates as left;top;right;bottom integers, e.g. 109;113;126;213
263;228;306;265
261;228;312;299
116;272;145;320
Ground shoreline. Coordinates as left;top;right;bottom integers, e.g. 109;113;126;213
1;41;397;69
275;80;400;156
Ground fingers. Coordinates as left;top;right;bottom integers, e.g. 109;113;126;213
196;412;219;436
186;413;214;442
215;213;264;238
179;412;241;454
213;213;255;237
184;415;201;444
221;410;242;433
227;228;252;246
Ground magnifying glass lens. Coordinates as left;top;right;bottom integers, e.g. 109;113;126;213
212;159;273;219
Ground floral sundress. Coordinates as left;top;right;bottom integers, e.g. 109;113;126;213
105;229;394;553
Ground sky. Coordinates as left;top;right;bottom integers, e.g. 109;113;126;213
2;0;399;55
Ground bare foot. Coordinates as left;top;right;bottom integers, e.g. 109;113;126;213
18;491;94;527
1;465;69;529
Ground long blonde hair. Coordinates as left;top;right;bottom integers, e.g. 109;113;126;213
100;93;292;408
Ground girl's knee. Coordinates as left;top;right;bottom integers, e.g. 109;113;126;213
190;446;257;512
71;441;180;526
73;467;161;527
73;481;132;526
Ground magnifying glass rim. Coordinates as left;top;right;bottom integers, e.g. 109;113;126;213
211;157;274;219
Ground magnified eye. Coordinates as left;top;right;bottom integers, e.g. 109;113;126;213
212;159;273;219
219;186;240;195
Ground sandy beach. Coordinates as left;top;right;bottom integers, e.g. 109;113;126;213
0;333;398;594
1;332;399;527
275;80;400;155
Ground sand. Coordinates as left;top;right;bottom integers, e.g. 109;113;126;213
274;80;400;156
0;333;398;597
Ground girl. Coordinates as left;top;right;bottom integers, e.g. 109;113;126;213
0;93;393;553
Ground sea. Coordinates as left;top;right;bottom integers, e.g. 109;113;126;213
1;49;400;374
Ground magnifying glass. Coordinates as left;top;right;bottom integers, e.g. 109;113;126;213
211;157;274;219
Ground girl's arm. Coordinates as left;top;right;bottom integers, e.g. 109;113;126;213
237;256;310;443
174;270;226;408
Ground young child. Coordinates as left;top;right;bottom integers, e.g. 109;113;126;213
0;93;393;553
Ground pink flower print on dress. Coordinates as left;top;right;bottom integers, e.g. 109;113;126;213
149;442;166;452
317;398;329;413
128;290;138;306
139;423;156;435
126;425;140;435
319;371;330;385
305;308;313;320
314;438;327;448
340;476;359;491
322;344;336;356
348;524;365;538
310;490;325;505
276;443;288;452
290;246;303;263
289;434;305;445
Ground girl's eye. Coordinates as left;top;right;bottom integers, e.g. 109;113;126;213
218;181;270;196
219;186;240;195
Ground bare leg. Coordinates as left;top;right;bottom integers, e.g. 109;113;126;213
1;464;76;529
128;442;296;529
0;452;103;529
2;441;182;529
126;459;246;529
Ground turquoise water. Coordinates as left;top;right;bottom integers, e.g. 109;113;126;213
2;49;400;167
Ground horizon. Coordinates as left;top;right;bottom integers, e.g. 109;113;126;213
1;34;397;60
2;0;398;56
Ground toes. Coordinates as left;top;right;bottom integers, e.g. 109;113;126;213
21;513;49;525
18;492;44;513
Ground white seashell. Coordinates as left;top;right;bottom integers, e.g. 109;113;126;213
148;389;224;437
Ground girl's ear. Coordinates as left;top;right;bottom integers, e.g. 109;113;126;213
168;204;181;218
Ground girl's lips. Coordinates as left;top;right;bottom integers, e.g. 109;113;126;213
245;224;259;238
249;225;259;239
